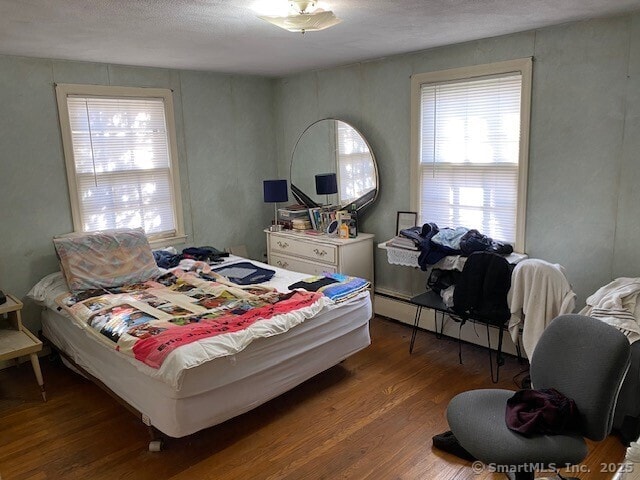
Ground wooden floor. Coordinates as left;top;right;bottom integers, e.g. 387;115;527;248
0;316;626;479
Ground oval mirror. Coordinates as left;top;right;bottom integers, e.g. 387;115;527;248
289;119;378;213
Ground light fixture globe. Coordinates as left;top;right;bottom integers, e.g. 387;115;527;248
259;1;341;33
291;1;316;12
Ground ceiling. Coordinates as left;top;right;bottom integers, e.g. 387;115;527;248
1;0;639;77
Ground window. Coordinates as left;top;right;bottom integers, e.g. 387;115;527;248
335;121;376;203
55;84;185;244
410;59;532;252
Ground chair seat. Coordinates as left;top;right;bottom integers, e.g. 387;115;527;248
410;290;451;312
447;389;588;466
410;290;507;325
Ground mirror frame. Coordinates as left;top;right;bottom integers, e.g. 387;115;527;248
289;118;379;214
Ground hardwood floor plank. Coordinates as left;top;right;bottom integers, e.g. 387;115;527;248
0;317;626;479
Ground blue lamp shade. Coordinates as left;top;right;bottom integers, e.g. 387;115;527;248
263;179;289;203
315;173;338;195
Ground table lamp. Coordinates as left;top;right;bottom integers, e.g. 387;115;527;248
263;179;289;231
315;173;338;206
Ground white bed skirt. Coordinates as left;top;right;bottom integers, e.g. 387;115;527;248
42;294;372;438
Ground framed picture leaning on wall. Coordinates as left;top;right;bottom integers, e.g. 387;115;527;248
396;211;418;235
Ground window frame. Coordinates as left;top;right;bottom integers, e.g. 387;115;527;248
55;83;186;246
410;58;532;253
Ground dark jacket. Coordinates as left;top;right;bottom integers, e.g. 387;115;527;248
452;252;511;325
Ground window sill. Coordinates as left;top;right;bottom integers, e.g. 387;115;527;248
149;234;188;249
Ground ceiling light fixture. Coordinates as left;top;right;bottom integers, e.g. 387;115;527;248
259;1;341;34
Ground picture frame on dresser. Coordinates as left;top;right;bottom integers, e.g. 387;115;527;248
396;211;417;235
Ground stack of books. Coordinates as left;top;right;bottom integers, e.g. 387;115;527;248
308;207;322;231
292;217;313;231
387;235;419;250
308;206;337;232
278;205;312;231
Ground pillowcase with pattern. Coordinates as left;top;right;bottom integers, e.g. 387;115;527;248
53;228;161;293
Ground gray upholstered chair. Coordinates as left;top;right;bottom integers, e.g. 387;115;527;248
446;314;631;480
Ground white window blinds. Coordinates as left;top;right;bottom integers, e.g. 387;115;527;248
63;93;181;240
419;73;522;244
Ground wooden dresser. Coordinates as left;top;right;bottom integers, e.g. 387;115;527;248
265;229;374;283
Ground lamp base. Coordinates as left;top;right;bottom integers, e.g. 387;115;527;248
268;224;283;232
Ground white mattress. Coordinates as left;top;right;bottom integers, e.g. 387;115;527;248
36;257;372;437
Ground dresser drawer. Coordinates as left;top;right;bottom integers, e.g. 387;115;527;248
270;254;337;277
270;234;337;265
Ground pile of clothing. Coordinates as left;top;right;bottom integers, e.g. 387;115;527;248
580;277;640;343
153;246;229;269
289;272;370;302
399;223;513;270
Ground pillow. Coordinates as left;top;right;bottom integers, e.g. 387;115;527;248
53;228;161;292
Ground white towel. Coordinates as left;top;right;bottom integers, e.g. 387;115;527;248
507;259;576;358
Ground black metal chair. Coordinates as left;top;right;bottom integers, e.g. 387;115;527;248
446;315;631;480
409;290;516;382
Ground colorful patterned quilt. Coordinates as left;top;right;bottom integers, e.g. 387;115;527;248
56;267;327;369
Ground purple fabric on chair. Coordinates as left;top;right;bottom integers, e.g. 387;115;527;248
505;388;581;436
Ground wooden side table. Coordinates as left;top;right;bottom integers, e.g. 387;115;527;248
0;294;46;401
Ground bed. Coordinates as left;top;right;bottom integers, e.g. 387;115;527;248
29;239;372;450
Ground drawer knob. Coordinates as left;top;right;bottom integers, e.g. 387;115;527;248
313;248;328;257
277;241;289;249
276;261;289;268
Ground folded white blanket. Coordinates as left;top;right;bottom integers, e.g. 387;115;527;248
580;277;640;343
